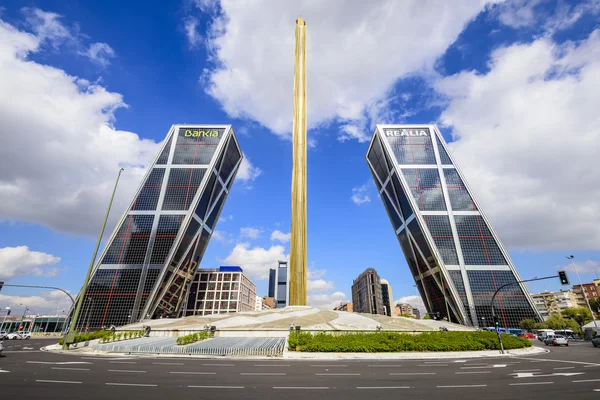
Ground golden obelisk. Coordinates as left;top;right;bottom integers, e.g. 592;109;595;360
289;18;307;306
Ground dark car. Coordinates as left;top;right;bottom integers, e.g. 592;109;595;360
592;336;600;347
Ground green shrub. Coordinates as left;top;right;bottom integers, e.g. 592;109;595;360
288;331;532;352
58;330;112;346
176;331;211;346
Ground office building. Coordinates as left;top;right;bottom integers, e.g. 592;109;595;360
183;266;256;316
351;268;385;315
74;125;242;328
380;279;393;316
333;302;353;312
413;308;421;319
395;303;413;317
268;261;289;308
366;124;541;328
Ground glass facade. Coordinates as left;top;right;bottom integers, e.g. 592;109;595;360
75;125;242;328
367;125;541;328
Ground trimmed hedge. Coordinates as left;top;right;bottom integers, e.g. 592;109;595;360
176;331;210;346
288;331;532;352
58;330;112;345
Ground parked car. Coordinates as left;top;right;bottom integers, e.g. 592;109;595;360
7;331;31;340
544;334;568;346
0;331;8;340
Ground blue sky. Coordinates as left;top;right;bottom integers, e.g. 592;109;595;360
0;0;599;315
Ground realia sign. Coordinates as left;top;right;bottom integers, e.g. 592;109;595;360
385;129;428;137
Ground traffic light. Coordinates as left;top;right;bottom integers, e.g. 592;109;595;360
493;314;500;327
558;271;569;285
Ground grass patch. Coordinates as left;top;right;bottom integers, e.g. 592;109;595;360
288;331;532;352
176;331;211;346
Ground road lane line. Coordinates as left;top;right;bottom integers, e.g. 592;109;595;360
554;367;575;370
573;379;600;383
455;371;491;374
513;369;541;372
107;369;146;373
153;362;184;366
419;364;448;367
315;373;360;376
515;357;600;367
510;382;554;386
254;364;291;367
51;367;90;371
310;364;348;367
273;387;329;390
110;361;137;364
241;373;286;376
357;386;411;389
27;361;91;365
36;380;81;384
106;383;157;387
390;372;436;375
169;372;216;375
367;365;402;367
188;385;244;389
437;385;487;388
202;363;235;367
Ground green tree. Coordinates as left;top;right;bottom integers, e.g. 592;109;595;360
520;319;537;331
561;307;592;327
545;315;581;333
589;298;600;314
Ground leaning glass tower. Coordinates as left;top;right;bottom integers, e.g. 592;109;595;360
75;125;242;328
366;124;541;329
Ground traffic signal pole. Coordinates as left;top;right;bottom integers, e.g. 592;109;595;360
490;274;564;354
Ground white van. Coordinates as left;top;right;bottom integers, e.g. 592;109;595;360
536;329;555;341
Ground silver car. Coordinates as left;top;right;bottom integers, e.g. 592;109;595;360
544;334;568;346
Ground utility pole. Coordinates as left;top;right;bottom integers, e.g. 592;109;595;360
567;255;598;331
65;168;124;349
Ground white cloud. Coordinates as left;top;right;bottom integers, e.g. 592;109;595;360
22;7;70;48
394;295;427;316
0;246;61;280
240;227;261;239
78;42;116;67
184;16;203;48
495;0;541;28
307;279;335;293
218;214;233;223
270;230;290;243
221;242;287;280
0;290;72;315
0;15;159;236
308;291;348;310
436;30;600;250
198;0;496;142
561;260;600;275
236;155;262;184
351;184;371;205
308;268;326;280
212;230;225;241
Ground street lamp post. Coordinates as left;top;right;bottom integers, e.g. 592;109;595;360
567;255;598;331
19;303;29;331
65;168;124;349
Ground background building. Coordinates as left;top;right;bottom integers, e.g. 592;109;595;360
394;303;413;317
268;261;289;308
255;295;263;311
333;302;353;312
351;268;385;315
262;296;275;309
183;266;255;316
380;279;393;316
73;125;243;328
573;280;600;308
0;315;68;333
366;124;541;329
531;290;578;320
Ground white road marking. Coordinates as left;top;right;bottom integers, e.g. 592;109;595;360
357;386;411;389
51;367;90;371
106;383;157;387
367;365;402;367
516;357;600;367
436;385;487;388
424;361;449;364
310;364;347;367
573;379;600;383
584;365;600;368
202;363;235;367
241;373;286;376
513;369;541;372
390;372;436;375
461;364;506;369
169;372;216;375
0;369;10;373
110;361;137;364
107;369;146;373
315;373;360;376
153;362;184;366
554;367;575;370
419;364;448;367
511;372;584;378
254;364;291;367
36;380;81;384
22;347;34;349
27;361;91;365
455;371;491;374
188;385;244;389
273;387;329;390
454;360;467;363
510;382;554;386
594;389;600;391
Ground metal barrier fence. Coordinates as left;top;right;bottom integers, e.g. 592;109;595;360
92;336;286;356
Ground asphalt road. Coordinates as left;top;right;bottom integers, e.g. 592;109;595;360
1;338;600;399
